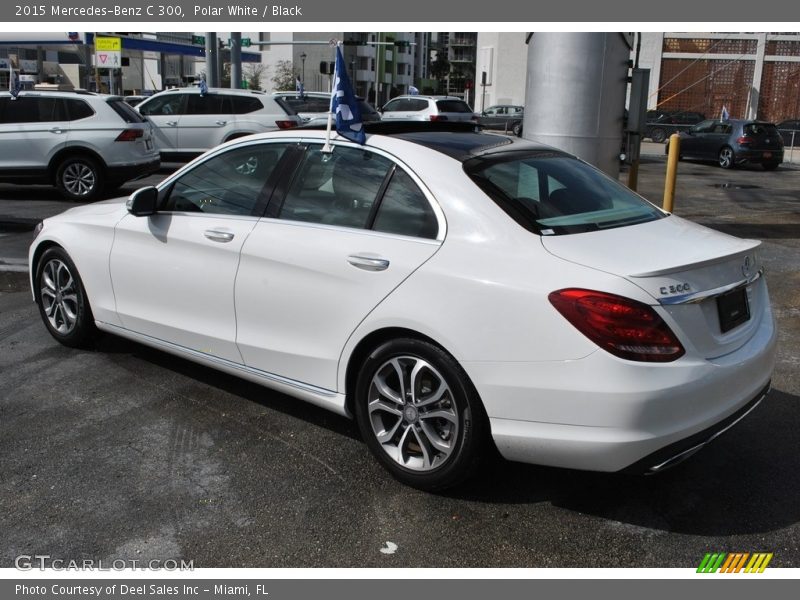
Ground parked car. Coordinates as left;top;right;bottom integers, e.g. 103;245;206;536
776;119;800;147
646;110;706;143
272;91;380;127
136;87;301;161
380;95;475;123
476;105;524;135
0;90;159;201
30;123;776;490
667;119;784;169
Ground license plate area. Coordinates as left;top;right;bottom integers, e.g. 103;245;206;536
717;287;750;333
763;151;772;159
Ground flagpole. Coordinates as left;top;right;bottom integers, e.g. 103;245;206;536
321;39;340;154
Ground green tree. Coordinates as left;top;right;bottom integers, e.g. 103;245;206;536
272;60;297;91
244;63;267;91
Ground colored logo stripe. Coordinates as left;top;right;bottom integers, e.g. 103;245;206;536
697;552;773;573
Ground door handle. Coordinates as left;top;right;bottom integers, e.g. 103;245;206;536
347;255;390;271
165;120;178;126
204;229;235;243
49;127;64;134
215;120;227;126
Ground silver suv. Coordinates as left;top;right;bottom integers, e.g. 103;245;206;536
137;88;301;161
272;91;381;127
380;95;475;122
0;90;159;201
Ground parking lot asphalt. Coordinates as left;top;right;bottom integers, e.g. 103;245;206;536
1;154;799;568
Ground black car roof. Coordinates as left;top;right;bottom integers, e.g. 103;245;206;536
296;121;562;161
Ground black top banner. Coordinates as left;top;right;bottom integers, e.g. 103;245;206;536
2;0;800;22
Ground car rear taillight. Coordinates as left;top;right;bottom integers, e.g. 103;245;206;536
275;120;297;130
429;115;448;122
548;288;685;362
115;129;144;141
736;136;754;145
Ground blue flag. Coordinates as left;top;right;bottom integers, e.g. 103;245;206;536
199;74;208;96
295;77;305;98
331;46;365;145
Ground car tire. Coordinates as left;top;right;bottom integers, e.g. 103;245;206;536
762;161;780;171
512;122;522;137
353;338;489;491
718;146;735;169
55;156;104;202
35;246;96;348
651;128;666;143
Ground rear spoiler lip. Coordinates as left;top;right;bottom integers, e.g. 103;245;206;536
628;239;761;278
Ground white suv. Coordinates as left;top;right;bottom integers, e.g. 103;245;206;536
0;90;159;201
136;88;301;161
380;95;475;122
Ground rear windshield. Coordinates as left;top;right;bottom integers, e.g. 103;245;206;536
283;95;331;113
107;98;146;123
465;151;665;235
436;100;472;113
743;123;780;137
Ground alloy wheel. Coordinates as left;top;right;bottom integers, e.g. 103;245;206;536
366;356;459;471
62;162;97;196
39;259;79;335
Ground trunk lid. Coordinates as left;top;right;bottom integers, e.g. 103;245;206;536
541;215;766;359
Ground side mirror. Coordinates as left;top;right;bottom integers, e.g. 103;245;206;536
126;186;159;217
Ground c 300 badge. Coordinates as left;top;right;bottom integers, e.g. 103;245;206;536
660;283;691;295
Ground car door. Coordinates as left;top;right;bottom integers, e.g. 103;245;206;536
681;120;714;157
109;141;293;363
0;95;68;173
235;142;444;391
178;92;237;153
137;93;185;153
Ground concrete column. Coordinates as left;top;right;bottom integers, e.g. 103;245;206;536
230;32;242;89
523;32;631;177
747;32;767;119
205;32;218;87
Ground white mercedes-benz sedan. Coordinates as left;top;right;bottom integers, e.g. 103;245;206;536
29;124;777;490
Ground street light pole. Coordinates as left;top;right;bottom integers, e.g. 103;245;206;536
300;51;306;85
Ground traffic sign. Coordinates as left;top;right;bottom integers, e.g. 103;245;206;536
95;36;121;69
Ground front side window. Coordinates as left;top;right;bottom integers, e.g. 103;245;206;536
139;94;185;116
163;143;289;215
465;151;665;235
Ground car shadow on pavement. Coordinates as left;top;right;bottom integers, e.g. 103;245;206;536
449;386;800;537
92;332;360;442
91;330;800;538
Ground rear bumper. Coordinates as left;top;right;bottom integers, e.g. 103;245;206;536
735;149;784;164
472;301;777;472
106;158;160;183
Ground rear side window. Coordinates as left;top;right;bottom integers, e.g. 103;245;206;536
230;96;265;114
106;99;143;122
280;146;393;229
373;169;438;239
139;94;185;116
465;152;664;235
186;94;233;115
0;97;59;123
436;100;472;113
